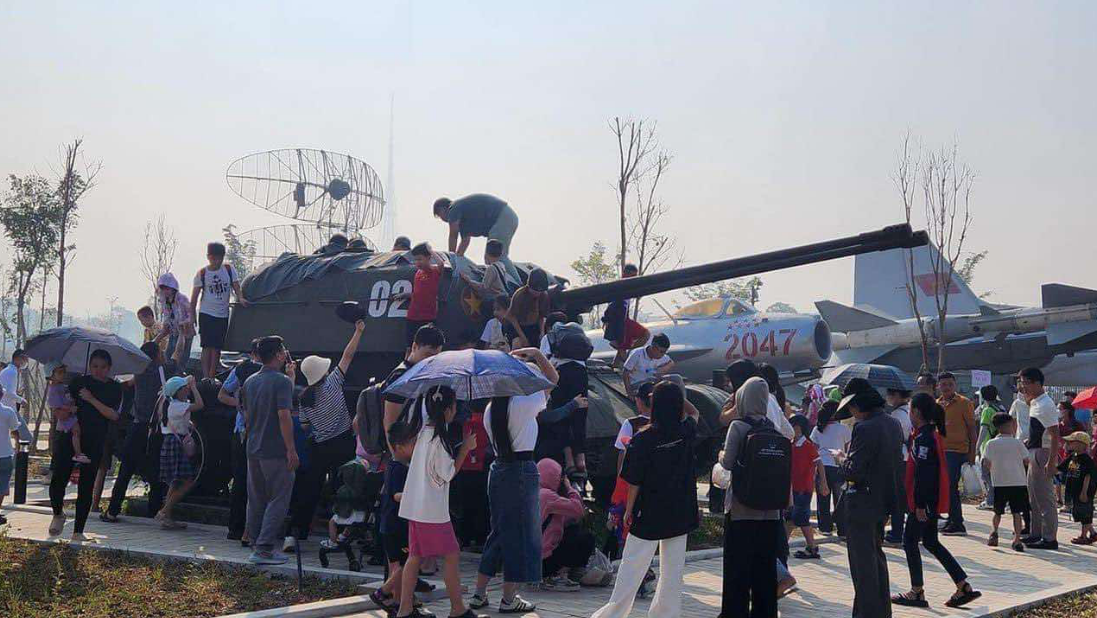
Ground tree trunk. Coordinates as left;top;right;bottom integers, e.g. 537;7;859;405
56;229;66;327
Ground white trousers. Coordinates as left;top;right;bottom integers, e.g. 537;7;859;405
591;533;688;618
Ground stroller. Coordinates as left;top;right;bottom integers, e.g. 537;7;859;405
318;458;383;571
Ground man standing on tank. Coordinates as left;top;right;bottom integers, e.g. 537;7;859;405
433;194;519;279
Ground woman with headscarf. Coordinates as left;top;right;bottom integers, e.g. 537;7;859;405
719;376;787;617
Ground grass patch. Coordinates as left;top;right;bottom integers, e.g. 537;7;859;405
1007;588;1097;617
0;536;360;618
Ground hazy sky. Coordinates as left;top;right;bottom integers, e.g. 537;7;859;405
2;1;1094;320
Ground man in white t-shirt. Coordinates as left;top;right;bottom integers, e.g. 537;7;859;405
622;333;674;396
884;388;914;545
190;242;248;379
1019;367;1060;549
0;351;28;411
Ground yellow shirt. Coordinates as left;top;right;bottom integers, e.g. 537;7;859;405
144;324;169;354
939;394;976;454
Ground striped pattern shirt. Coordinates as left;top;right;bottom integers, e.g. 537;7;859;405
299;367;352;443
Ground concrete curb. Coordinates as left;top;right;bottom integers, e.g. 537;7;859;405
948;581;1097;618
216;595;377;618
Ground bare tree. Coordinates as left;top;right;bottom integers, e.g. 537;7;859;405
895;132;932;371
140;215;178;321
610;117;657;274
922;143;975;372
53;139;100;327
894;133;976;372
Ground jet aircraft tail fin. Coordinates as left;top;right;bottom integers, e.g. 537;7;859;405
814;300;897;333
853;242;982;319
1042;283;1097;309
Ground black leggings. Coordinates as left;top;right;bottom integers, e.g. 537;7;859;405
49;431;102;534
543;525;595;575
817;465;845;534
288;430;356;539
903;512;967;588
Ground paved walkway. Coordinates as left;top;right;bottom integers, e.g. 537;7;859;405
1;502;1094;617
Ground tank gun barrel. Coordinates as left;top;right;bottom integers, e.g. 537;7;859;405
555;224;928;314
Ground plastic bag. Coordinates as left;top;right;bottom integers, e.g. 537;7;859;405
960;462;982;498
576;549;614;587
711;461;732;490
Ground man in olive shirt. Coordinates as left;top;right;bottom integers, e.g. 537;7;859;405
937;372;977;535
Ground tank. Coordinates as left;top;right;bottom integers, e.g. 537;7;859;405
226;223;927;389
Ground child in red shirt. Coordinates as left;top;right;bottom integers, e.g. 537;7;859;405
789;414;829;559
397;243;444;347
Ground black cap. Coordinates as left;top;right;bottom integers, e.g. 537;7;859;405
835;377;886;420
335;301;366;324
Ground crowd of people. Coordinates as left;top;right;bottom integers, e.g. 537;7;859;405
2;193;1097;618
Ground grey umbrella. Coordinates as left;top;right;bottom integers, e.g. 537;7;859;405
24;326;150;376
819;363;917;392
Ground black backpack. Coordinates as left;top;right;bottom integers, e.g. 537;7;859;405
547;322;594;361
732;416;792;510
356;363;421;456
356;382;389;456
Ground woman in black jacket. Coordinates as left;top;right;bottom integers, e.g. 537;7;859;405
892;393;981;609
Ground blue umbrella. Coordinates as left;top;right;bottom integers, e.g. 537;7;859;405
24;326;150;377
384;349;554;400
819;363;917;392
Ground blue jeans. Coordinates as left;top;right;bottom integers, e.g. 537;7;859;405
478;460;542;583
945;452;967;525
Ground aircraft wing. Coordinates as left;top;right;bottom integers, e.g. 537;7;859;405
666;345;713;364
830;345;899;365
814;300;898;332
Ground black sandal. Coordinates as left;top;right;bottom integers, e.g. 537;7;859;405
891;590;929;608
945;584;982;608
794;546;821;559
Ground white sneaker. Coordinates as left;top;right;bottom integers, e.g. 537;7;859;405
976;502;994;512
283;536;296;553
70;532;88;543
499;595;536;613
73;453;92;464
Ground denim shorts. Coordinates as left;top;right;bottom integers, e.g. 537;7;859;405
789;492;813;527
477;460;542;583
0;456;13;496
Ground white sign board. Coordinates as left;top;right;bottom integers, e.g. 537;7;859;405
971;370;992;388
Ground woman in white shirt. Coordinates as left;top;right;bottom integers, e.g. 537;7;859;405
471;348;558;614
809;401;851;536
157;375;204;530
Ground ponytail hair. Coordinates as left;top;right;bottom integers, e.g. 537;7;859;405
911;392;947;436
816;400;838;432
489;396;515;460
423;385;458;459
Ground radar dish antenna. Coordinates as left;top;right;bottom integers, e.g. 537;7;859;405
235;223;377;261
226;148;385;251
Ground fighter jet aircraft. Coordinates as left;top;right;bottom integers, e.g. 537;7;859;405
821;243;1097;381
587;296;833;383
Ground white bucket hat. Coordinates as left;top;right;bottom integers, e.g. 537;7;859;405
300;355;332;386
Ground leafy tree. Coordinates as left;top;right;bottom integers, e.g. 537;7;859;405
682;277;763;305
1;174;62;345
223;224;257;280
956;250;992;299
570;242;619;328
